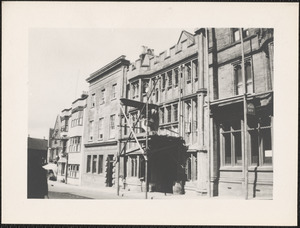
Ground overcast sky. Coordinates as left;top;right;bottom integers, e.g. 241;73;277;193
28;27;193;139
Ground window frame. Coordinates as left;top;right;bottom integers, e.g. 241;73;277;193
220;119;243;167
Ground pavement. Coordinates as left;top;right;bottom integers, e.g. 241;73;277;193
47;180;203;200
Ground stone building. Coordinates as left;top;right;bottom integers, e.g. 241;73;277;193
82;56;130;188
208;28;273;199
65;92;88;185
119;30;204;194
117;28;273;199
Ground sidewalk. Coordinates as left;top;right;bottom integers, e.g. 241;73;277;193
48;180;203;199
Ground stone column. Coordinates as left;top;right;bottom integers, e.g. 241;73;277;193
195;28;208;195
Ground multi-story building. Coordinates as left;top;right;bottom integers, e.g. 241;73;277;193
65;92;88;185
120;30;204;194
82;56;130;188
208;28;273;199
48;114;67;182
118;28;273;199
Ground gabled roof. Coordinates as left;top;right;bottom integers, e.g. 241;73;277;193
177;30;195;44
28;137;48;151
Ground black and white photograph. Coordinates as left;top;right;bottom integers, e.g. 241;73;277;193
2;2;298;226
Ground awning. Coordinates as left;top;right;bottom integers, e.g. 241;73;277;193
120;98;158;110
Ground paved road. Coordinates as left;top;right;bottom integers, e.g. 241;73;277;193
48;191;92;199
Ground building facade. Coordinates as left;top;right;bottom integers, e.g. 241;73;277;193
47;28;273;199
65;93;88;185
82;56;130;188
208;28;273;199
118;28;273;199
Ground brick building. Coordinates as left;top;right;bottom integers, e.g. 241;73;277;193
82;56;130;188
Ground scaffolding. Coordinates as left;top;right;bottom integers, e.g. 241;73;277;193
116;76;160;199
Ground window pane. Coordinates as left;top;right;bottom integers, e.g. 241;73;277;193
92;155;97;173
98;155;103;174
234;132;242;165
173;104;178;121
250;130;259;165
87;155;91;172
262;128;272;165
224;133;231;165
234;30;240;41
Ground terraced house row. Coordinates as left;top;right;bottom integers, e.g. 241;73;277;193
48;28;274;199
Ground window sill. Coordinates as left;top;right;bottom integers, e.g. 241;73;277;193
219;166;243;171
248;165;273;171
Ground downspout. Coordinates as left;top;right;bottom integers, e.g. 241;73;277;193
240;28;249;200
205;28;211;197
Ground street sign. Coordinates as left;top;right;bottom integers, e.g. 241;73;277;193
247;102;256;115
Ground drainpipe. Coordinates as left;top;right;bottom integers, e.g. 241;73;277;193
240;28;249;200
205;28;212;197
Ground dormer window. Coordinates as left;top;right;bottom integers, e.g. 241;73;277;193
91;93;96;108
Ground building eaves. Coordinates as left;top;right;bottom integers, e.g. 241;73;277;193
86;55;130;83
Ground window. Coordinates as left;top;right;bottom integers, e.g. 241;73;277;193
112;84;117;99
130;156;138;177
109;115;116;138
142;80;149;94
220;119;242;166
161;74;166;90
88;120;94;141
101;89;105;104
86;155;91;172
167;71;172;89
71;111;83;128
92;155;97;173
69;136;81;152
186;63;191;82
235;62;253;95
132;82;139;99
155;88;159;103
91;94;96;108
98;118;104;140
173;104;178;122
233;28;240;42
243;28;249;38
98;155;103;174
192;60;198;80
160;107;165;124
78;111;83;125
67;164;80;179
174;68;179;87
166;106;171;123
248;116;273;166
185;153;197;181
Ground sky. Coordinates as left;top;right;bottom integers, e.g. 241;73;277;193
28;27;193;139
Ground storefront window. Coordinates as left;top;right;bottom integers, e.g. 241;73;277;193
221;119;242;166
